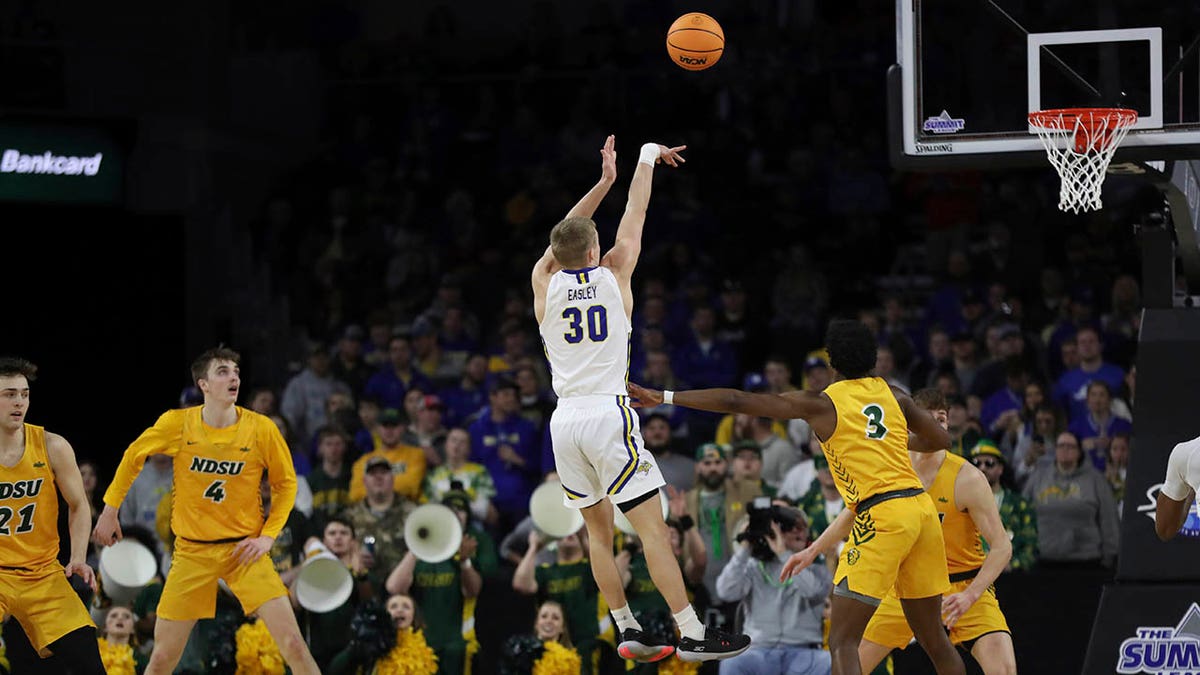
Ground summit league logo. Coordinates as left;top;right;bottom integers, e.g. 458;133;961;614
1118;603;1200;674
922;110;966;134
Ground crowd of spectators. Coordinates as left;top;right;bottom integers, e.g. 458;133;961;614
47;2;1152;673
109;160;1142;675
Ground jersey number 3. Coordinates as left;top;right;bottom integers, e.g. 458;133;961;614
862;404;889;440
562;305;608;344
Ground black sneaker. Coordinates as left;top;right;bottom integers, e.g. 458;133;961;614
617;627;676;663
676;627;751;662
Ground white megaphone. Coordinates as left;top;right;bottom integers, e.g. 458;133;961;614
92;539;157;623
295;540;354;613
530;481;585;539
613;488;670;536
404;504;463;563
99;539;157;606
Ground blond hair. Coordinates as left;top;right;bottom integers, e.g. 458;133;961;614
550;217;598;268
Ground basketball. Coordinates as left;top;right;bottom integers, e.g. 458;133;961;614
666;13;724;71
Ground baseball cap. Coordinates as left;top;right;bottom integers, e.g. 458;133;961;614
411;317;436;338
378;408;404;426
489;377;518;395
743;372;767;392
364;455;392;473
970;438;1005;464
730;440;761;458
695;442;727;462
342;324;365;341
418;394;444;412
803;355;829;372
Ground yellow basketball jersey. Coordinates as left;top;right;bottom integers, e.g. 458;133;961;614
0;425;61;570
105;407;297;542
927;453;985;574
819;378;921;508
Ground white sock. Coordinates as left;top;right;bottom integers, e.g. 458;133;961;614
673;605;705;641
611;605;641;634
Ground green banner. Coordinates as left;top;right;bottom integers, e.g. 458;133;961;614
0;122;125;204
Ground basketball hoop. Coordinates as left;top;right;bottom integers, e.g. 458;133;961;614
1028;108;1138;213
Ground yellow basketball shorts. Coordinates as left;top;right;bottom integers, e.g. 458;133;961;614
834;494;949;602
0;564;93;653
157;538;287;621
864;577;1010;648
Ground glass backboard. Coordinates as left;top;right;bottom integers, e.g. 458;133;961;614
891;0;1200;170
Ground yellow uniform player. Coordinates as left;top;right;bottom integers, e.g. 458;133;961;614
630;319;966;675
797;388;1016;674
863;389;1014;673
0;357;104;673
93;346;320;675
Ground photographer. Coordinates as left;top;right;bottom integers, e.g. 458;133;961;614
715;499;832;674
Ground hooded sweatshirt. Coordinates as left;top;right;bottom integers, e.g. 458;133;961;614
715;546;831;647
1023;462;1119;563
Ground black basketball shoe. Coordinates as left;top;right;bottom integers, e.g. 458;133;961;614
676;626;752;662
617;627;676;663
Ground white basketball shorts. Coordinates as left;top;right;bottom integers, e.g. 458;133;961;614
549;394;665;509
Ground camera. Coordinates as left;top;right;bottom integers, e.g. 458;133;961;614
735;497;805;561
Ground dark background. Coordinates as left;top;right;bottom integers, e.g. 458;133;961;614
5;204;186;465
0;1;1190;674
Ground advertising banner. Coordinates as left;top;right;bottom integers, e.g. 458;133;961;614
1084;584;1200;674
0;121;127;205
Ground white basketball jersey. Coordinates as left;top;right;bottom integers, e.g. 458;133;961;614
1163;435;1200;501
539;265;631;398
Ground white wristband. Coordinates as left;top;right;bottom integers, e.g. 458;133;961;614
638;143;661;166
663;390;674;405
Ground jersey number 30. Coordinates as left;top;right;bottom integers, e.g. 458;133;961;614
862;404;889;440
562;306;608;344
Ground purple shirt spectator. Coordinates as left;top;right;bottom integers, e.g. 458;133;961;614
439;353;490;428
363;335;435;410
1068;414;1133;472
1052;326;1125;423
469;381;540;526
980;386;1023;436
671;306;738;389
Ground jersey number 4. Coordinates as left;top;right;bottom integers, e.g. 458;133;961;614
562;305;608;344
862;404;889;440
0;504;36;535
204;480;227;503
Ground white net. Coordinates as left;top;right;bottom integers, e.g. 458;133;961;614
1028;108;1138;213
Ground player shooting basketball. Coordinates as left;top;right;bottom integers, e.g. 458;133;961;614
533;135;751;663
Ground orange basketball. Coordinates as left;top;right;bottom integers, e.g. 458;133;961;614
666;13;724;71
